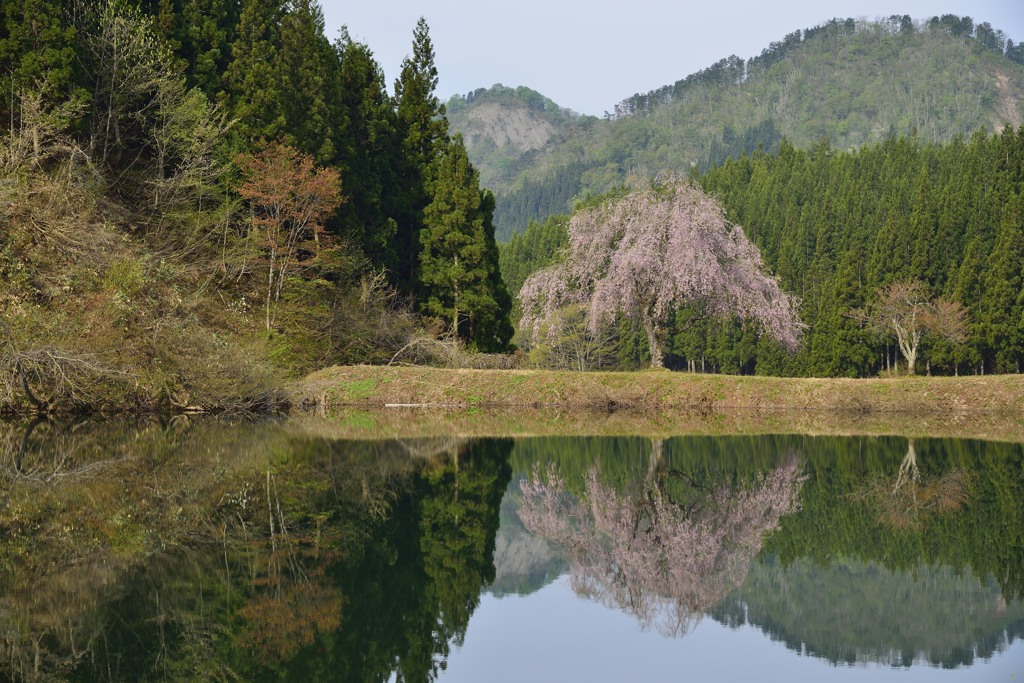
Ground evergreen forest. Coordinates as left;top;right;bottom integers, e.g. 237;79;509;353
503;128;1024;376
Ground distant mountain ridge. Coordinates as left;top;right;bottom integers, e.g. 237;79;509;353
447;15;1024;240
445;84;582;190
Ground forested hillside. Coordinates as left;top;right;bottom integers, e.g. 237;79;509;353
700;129;1024;377
448;16;1024;239
502;128;1024;377
0;0;512;414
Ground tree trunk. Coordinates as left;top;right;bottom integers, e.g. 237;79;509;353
265;250;275;332
645;438;664;488
895;326;920;375
641;314;664;369
453;255;460;336
894;439;919;493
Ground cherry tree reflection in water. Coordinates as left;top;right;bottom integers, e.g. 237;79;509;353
519;444;805;636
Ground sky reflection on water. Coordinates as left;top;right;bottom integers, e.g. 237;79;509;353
441;571;1024;682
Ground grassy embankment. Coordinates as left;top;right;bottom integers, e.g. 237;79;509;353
288;365;1024;441
293;365;1024;412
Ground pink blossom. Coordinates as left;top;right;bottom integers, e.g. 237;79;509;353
519;455;805;636
518;180;804;367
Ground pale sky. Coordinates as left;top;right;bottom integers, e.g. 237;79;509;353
320;1;1023;116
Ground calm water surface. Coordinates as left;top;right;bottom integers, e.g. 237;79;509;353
0;421;1021;681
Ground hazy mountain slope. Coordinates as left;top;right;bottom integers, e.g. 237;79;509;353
448;16;1024;240
711;556;1024;668
487;475;567;597
446;84;584;190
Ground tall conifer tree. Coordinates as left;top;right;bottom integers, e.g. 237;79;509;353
981;191;1024;372
334;29;400;272
420;135;511;351
224;0;285;147
279;0;335;161
477;188;515;351
393;17;448;293
395;17;447;177
179;0;237;96
909;164;939;281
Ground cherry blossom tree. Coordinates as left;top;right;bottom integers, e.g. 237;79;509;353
518;447;804;636
518;180;804;368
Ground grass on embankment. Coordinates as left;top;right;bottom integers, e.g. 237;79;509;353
290;365;1024;415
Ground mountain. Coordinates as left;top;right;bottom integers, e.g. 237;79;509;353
445;84;584;191
487;474;567;597
447;15;1024;240
711;555;1024;668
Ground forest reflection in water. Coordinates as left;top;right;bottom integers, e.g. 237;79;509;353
0;419;1021;681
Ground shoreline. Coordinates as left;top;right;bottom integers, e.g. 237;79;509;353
289;365;1024;415
5;365;1023;433
287;405;1024;443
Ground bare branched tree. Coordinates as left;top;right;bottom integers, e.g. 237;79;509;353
849;439;969;531
1;319;129;413
1;74;88;172
74;0;169;168
850;279;967;374
528;304;618;371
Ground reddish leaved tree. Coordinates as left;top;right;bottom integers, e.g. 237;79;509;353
235;142;343;330
518;180;803;368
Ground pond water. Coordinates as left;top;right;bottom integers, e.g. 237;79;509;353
0;420;1022;681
